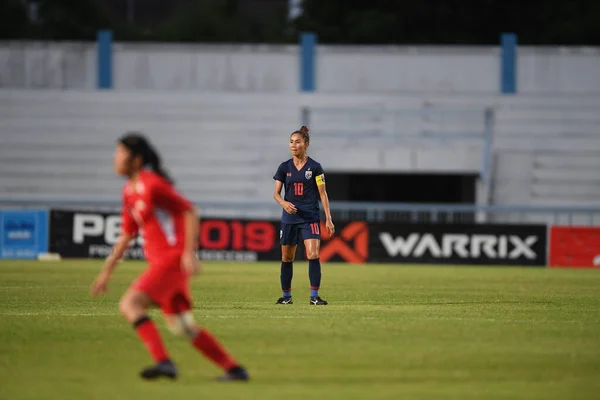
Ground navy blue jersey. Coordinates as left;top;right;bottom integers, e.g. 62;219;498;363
273;157;325;224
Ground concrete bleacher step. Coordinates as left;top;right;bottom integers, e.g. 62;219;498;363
533;154;600;168
0;147;110;163
0;150;285;172
0;192;120;204
531;182;600;198
0;128;303;146
494;137;600;152
0;120;301;137
0;164;114;179
494;109;600;121
0;176;121;190
0;178;269;199
531;168;600;183
0;164;271;188
312;135;483;149
494;123;600;136
0;109;298;124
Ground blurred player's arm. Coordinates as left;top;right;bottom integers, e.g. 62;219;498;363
182;206;201;275
105;232;134;272
183;206;199;254
104;203;138;272
91;231;134;297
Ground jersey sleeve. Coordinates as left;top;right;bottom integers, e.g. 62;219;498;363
314;163;326;186
273;162;286;182
150;177;193;214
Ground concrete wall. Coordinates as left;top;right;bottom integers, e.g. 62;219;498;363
113;43;298;91
1;41;599;94
518;46;600;94
316;46;498;93
0;41;95;89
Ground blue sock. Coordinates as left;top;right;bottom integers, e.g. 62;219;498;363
308;258;321;297
280;261;293;297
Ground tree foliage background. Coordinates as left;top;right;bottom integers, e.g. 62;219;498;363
1;0;598;45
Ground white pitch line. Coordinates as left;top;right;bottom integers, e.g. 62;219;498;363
0;312;592;324
0;312;116;316
0;286;90;289
0;312;317;319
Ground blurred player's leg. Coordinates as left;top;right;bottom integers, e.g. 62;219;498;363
162;278;249;381
192;328;248;381
163;312;249;381
119;288;177;379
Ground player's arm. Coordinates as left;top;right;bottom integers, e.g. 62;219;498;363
104;232;134;273
316;173;335;237
91;208;137;297
317;184;332;222
273;162;297;214
274;180;297;214
183;206;199;254
91;232;134;297
181;205;201;275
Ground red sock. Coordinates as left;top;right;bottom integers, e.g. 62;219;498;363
192;329;238;370
134;317;169;363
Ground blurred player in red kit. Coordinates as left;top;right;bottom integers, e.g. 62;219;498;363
90;132;249;381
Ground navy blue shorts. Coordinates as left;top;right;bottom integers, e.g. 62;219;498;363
280;221;321;246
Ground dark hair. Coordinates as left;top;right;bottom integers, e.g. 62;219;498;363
291;125;310;144
118;132;174;183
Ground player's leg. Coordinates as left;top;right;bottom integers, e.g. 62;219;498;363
125;266;180;379
119;280;177;380
277;223;300;304
302;221;328;305
162;285;249;381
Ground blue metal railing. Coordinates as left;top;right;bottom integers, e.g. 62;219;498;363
326;202;600;226
1;199;599;226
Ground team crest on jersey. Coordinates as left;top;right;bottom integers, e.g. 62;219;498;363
305;170;313;180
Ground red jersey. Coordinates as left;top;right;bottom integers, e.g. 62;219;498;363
120;170;192;263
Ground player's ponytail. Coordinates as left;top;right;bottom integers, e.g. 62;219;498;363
118;132;174;184
293;125;310;144
144;142;174;184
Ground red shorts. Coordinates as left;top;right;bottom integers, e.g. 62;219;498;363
131;251;192;315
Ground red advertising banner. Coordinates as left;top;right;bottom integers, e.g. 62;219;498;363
549;226;600;268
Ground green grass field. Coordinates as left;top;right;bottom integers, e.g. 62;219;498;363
0;260;599;400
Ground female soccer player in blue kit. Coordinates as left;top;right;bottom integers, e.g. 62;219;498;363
273;126;335;305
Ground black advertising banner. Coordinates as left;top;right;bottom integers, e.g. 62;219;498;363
49;209;547;266
48;209;369;263
368;223;547;266
49;210;281;261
